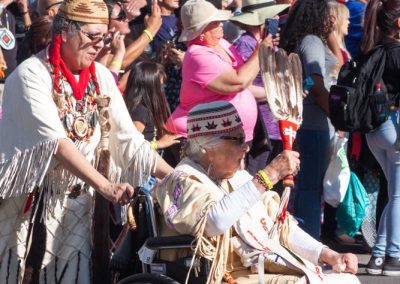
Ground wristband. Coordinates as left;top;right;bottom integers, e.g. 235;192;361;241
150;140;158;150
20;10;29;15
257;170;273;190
110;61;122;70
143;29;154;41
254;174;268;191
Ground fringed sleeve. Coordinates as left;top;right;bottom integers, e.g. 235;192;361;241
120;140;157;189
94;63;159;224
0;55;69;199
95;62;158;186
0;139;59;198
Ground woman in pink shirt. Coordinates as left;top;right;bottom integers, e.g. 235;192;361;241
165;0;274;144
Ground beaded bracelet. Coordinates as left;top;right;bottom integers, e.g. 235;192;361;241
143;29;154;41
150;140;158;150
254;174;269;191
257;170;273;190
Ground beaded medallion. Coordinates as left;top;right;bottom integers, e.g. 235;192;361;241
53;78;99;142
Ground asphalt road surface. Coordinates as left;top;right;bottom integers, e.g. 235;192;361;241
328;240;400;284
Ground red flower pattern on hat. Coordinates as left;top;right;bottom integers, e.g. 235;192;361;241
222;119;232;127
187;101;243;138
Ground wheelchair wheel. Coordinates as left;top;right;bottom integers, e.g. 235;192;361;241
117;273;180;284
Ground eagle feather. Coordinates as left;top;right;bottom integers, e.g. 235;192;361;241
259;46;305;124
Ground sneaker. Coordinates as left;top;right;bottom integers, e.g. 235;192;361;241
383;256;400;276
366;256;384;275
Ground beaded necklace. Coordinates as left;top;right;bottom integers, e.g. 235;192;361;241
48;35;101;142
53;77;99;141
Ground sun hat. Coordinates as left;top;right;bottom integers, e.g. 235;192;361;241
230;0;289;26
187;101;243;138
58;0;109;24
179;0;232;42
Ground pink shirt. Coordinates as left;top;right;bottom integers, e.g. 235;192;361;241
165;39;257;142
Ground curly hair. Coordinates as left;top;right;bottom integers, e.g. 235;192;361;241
280;0;333;53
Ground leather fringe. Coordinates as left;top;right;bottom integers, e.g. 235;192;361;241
0;139;59;199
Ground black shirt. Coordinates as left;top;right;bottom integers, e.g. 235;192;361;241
382;38;400;106
129;103;155;141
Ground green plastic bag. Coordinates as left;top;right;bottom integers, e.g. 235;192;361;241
336;172;370;237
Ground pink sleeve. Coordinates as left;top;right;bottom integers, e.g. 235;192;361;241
188;47;232;88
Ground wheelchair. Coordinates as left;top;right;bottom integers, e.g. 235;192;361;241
112;187;210;284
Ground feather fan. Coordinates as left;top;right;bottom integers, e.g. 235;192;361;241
259;46;305;239
260;47;304;123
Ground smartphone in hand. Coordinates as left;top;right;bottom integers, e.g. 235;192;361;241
265;18;279;38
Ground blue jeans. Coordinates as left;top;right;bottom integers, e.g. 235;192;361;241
294;129;330;239
366;112;400;258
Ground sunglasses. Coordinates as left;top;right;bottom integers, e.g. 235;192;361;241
219;135;246;146
79;30;111;44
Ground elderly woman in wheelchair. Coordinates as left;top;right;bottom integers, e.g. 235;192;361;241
151;101;361;284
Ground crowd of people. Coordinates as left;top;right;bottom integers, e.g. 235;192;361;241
0;0;399;283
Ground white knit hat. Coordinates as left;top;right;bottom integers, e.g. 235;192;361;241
187;101;243;138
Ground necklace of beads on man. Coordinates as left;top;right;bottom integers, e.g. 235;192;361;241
54;75;99;142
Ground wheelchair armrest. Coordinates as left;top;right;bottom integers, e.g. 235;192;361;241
144;235;195;250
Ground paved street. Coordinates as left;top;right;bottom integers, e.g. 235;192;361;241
328;241;400;284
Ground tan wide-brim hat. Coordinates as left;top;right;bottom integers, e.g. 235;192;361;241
58;0;109;24
230;0;289;26
179;0;232;42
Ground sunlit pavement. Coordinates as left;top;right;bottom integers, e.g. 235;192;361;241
327;240;400;284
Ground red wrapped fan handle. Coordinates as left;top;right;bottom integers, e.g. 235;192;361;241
278;120;298;188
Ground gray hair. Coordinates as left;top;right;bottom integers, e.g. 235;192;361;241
51;14;85;38
183;135;225;161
